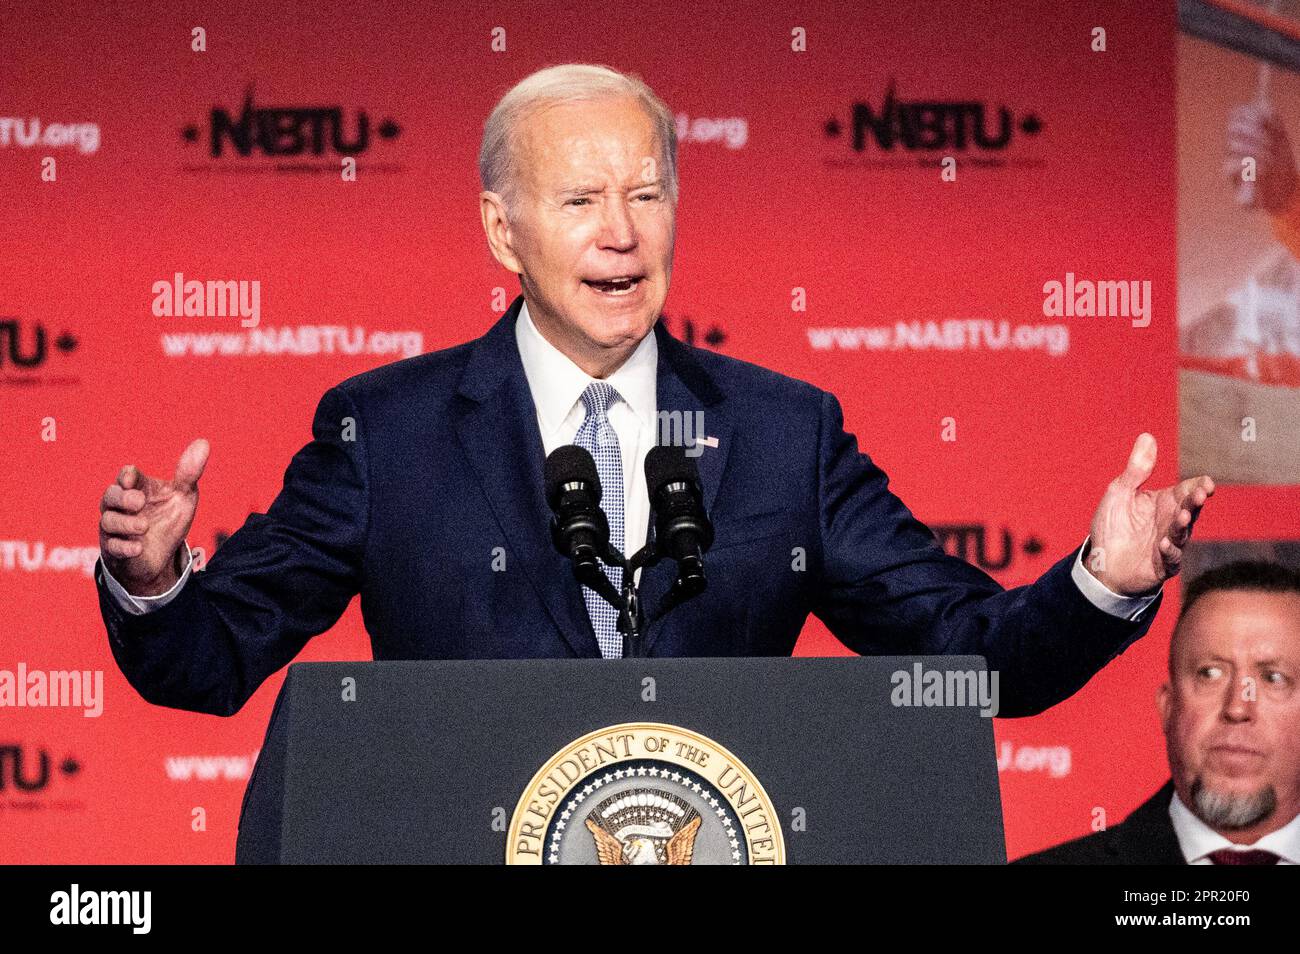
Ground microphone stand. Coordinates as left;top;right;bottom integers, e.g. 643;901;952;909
585;543;661;658
572;535;706;657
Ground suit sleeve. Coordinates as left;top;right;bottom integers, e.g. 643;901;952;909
95;385;369;716
810;390;1160;717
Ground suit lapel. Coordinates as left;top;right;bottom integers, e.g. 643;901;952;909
639;320;733;654
652;319;733;519
1113;781;1186;864
452;303;736;658
452;298;600;658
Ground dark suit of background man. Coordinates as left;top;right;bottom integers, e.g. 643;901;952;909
94;64;1215;718
1019;560;1300;864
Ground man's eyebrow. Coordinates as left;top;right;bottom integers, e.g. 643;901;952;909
555;181;664;198
556;185;603;198
1188;654;1293;670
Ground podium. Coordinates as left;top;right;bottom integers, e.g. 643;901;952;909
236;656;1006;864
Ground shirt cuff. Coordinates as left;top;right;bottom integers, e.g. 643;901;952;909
99;540;194;615
1071;535;1161;621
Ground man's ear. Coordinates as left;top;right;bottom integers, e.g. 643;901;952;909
1156;681;1172;734
480;191;523;274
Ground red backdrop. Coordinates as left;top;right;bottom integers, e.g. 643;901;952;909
3;0;1289;863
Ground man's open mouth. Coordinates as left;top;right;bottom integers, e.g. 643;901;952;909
583;276;644;296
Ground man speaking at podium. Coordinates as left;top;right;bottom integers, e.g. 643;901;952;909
93;64;1214;719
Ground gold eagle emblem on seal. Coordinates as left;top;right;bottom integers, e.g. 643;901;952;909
507;722;784;865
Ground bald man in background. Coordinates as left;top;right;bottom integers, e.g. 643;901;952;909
1019;559;1300;864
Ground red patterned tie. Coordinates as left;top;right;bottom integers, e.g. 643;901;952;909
1208;848;1279;865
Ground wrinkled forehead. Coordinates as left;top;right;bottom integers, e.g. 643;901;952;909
515;97;663;191
1172;591;1300;669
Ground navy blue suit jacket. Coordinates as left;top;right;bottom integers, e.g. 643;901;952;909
97;296;1161;717
1014;782;1185;864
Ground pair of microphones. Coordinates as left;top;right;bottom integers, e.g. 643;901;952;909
544;443;715;649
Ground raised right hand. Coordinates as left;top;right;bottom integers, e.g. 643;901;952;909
99;439;209;596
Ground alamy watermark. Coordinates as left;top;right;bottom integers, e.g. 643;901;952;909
1042;271;1151;328
656;409;709;457
0;664;103;718
890;662;999;718
152;272;260;327
50;884;150;934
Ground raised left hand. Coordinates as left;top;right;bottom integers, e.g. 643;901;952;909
1086;433;1215;597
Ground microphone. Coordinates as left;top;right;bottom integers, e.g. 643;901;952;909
544;445;611;572
645;444;713;599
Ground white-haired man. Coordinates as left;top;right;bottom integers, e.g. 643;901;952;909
94;64;1213;718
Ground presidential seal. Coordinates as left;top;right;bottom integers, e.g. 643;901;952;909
506;722;784;865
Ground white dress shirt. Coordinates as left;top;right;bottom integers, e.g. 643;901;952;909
1169;788;1300;864
100;298;1160;621
514;300;658;583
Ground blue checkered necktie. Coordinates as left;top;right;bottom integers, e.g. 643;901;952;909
574;381;624;658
